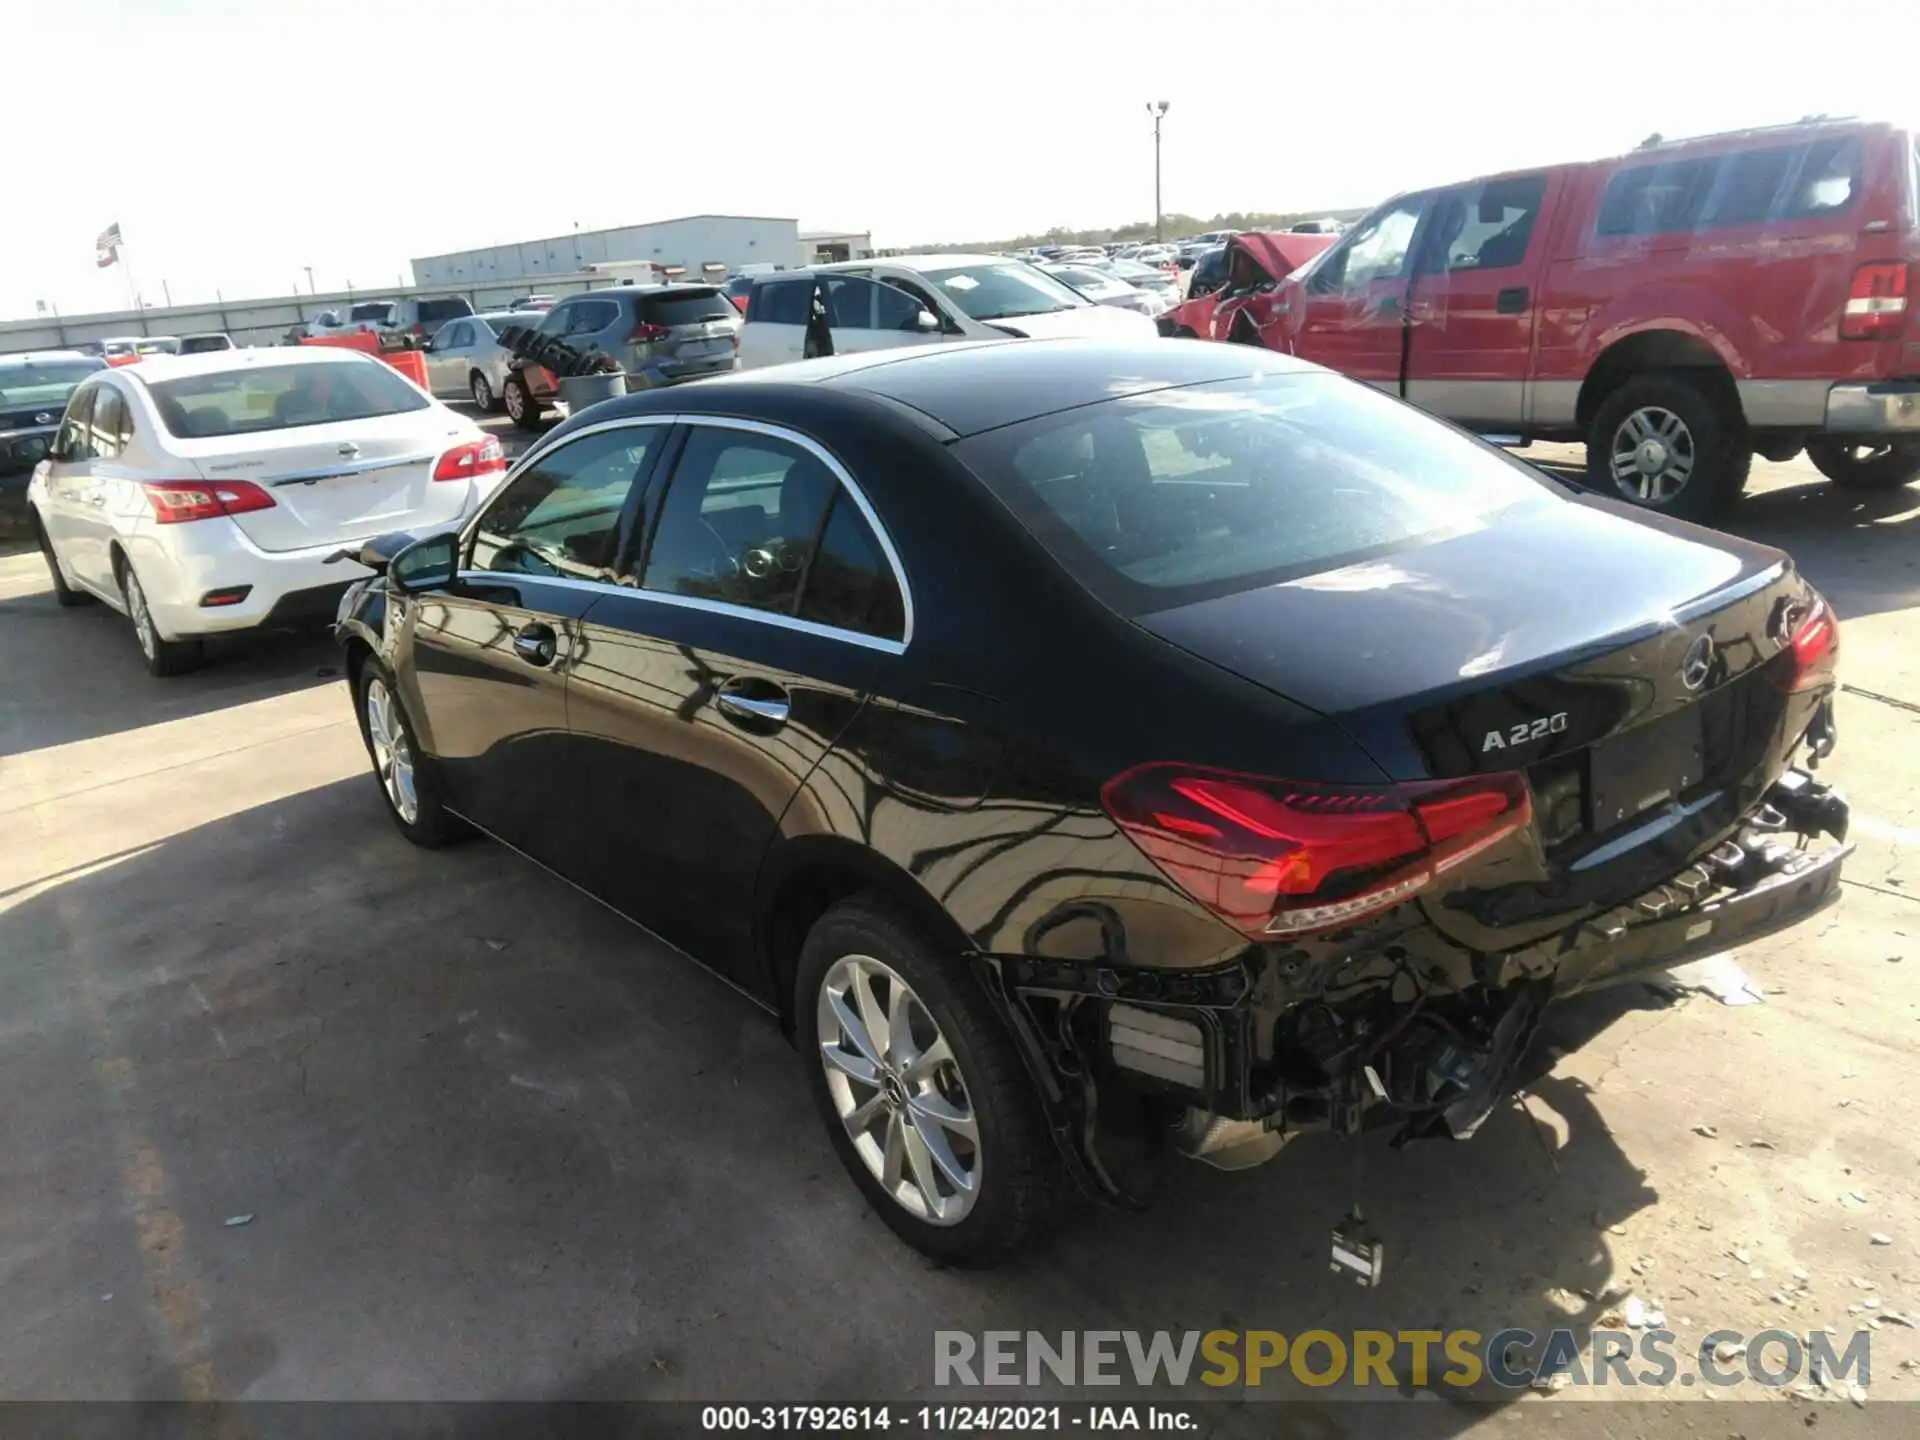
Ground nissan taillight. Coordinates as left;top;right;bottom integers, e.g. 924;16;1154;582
433;436;507;483
629;321;671;343
1840;262;1910;339
1101;764;1533;938
143;479;276;524
1779;594;1840;693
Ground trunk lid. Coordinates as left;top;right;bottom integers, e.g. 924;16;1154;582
1137;497;1813;946
179;410;477;552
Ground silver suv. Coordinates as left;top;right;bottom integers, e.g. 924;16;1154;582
500;286;740;430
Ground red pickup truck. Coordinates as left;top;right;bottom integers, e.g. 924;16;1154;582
1227;119;1920;519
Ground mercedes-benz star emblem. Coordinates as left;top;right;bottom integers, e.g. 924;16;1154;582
1681;633;1715;691
34;412;52;425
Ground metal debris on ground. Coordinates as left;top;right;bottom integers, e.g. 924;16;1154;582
224;1213;254;1227
1693;1123;1719;1138
1649;953;1766;1005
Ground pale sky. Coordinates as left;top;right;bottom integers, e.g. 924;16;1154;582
1;0;1882;321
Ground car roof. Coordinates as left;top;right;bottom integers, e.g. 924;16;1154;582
690;338;1321;438
814;253;1013;272
116;348;396;382
0;350;103;367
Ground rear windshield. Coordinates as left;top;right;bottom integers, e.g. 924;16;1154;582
349;303;397;322
0;361;103;404
178;335;232;354
956;374;1555;615
639;289;735;326
146;360;432;438
417;297;474;322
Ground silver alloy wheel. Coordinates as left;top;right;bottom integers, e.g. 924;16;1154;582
124;567;157;661
504;380;525;421
364;677;420;825
472;372;493;409
817;954;980;1225
1609;405;1696;503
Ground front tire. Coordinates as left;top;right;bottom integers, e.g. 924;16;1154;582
119;558;202;676
798;895;1064;1268
503;373;544;432
352;659;465;846
33;514;90;608
1805;437;1920;490
470;370;500;412
1586;372;1750;522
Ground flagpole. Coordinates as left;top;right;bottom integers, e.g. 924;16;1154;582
120;244;142;314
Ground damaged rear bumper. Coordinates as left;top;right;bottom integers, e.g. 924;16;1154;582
978;771;1851;1203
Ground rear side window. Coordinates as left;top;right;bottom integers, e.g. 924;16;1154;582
89;386;130;459
569;301;620;335
146;361;431;438
750;279;814;325
797;491;905;640
955;374;1554;615
1423;175;1547;272
1598;136;1864;237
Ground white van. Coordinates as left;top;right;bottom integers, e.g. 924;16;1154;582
735;254;1156;369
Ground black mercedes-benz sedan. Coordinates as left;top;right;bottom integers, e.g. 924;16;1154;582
334;338;1849;1268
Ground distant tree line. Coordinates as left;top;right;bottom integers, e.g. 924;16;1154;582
898;209;1369;253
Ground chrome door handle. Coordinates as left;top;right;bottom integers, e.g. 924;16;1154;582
715;690;790;726
511;622;558;667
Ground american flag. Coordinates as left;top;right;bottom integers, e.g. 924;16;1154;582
95;222;122;269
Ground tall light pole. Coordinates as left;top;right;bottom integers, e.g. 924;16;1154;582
1147;101;1170;242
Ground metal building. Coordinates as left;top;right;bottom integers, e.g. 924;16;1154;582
410;215;808;288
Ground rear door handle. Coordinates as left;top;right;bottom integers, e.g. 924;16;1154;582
511;622;558;667
715;680;791;727
1496;286;1530;314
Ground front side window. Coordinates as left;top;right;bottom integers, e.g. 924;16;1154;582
146;360;431;438
470;427;661;580
54;386;97;461
1313;197;1424;293
822;276;878;329
871;280;927;331
752;279;814;325
956;373;1555;616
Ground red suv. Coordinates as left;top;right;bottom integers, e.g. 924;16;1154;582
1226;119;1920;519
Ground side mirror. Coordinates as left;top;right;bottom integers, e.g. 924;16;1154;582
907;308;941;333
389;532;459;592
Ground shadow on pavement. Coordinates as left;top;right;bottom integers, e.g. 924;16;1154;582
0;582;341;759
0;772;1661;1409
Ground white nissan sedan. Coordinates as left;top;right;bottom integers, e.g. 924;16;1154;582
27;348;504;675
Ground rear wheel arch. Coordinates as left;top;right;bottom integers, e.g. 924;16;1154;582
1575;329;1738;432
756;837;974;1030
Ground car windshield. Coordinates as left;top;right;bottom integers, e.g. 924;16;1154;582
0;361;102;405
919;262;1088;320
146;360;432;438
956;373;1556;615
1049;266;1122;292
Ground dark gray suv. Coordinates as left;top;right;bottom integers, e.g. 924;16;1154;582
501;285;741;430
1;352;106;531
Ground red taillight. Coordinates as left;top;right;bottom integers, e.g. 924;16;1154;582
629;321;671;343
1101;764;1532;938
143;479;276;525
1780;594;1840;693
432;436;507;483
1840;262;1909;339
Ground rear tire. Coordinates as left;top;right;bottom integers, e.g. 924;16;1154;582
470;371;500;412
118;557;202;677
1586;372;1750;522
1805;437;1920;490
503;374;544;432
351;658;465;847
33;513;90;608
797;894;1065;1268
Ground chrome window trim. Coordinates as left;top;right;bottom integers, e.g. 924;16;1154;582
461;412;914;653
